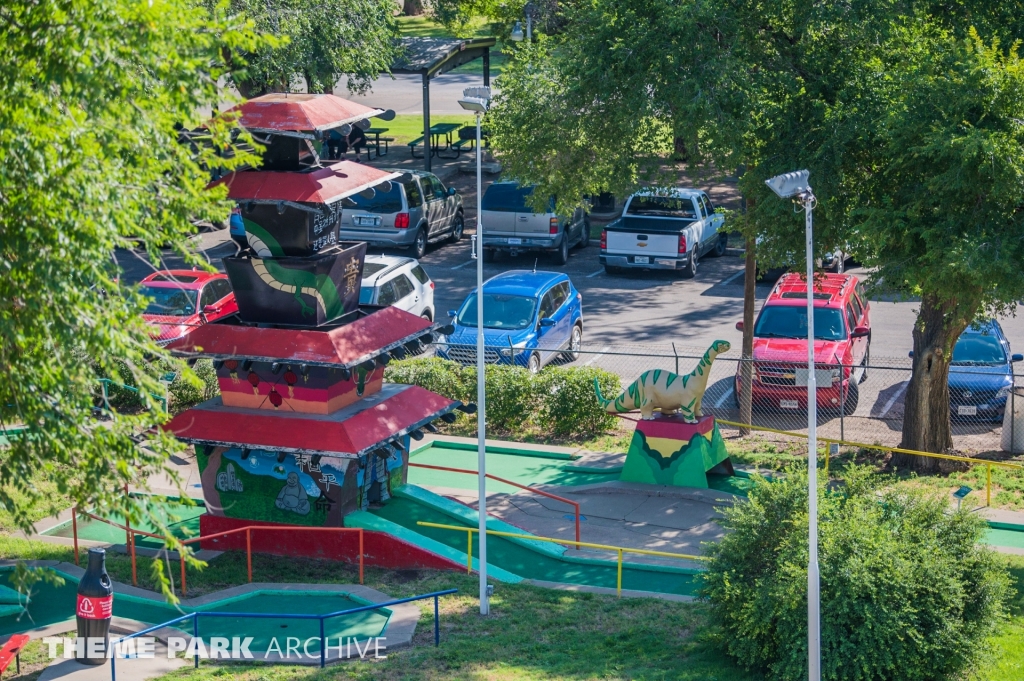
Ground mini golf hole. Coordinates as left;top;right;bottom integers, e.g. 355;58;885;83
280;624;288;628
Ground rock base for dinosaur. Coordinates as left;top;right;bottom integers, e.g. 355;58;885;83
619;414;731;489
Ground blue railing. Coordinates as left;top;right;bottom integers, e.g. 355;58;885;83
109;588;457;679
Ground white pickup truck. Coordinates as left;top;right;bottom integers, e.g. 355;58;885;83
599;189;726;277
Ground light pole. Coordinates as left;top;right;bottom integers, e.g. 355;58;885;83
509;2;536;42
765;169;819;681
459;86;491;616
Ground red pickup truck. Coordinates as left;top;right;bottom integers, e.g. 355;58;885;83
734;272;871;414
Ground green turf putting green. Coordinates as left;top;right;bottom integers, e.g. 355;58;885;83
371;497;700;596
408;443;619;494
43;497;205;550
985;526;1024;550
0;568;389;650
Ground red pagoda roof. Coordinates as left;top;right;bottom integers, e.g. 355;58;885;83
166;306;435;368
225;94;383;133
164;384;458;457
213;162;400;206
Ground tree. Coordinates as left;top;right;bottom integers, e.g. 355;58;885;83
219;0;399;96
0;0;266;585
699;468;1010;680
860;31;1024;465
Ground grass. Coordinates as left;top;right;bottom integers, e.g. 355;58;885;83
394;15;508;76
378;114;477;146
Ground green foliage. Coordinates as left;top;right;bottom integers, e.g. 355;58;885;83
384;357;620;440
218;0;399;95
699;467;1011;681
167;360;220;414
0;0;267;575
536;367;619;438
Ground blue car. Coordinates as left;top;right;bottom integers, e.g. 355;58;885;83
946;321;1022;421
436;270;583;373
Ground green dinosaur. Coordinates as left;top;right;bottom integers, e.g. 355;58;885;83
242;219;343;319
594;340;731;422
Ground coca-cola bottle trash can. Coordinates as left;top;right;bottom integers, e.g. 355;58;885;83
76;548;113;665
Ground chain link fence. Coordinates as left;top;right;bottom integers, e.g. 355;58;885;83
428;341;1024;456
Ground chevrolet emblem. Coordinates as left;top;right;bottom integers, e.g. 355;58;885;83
637;243;647;247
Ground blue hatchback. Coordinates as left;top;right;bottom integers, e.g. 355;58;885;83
436;270;583;373
947;321;1022;420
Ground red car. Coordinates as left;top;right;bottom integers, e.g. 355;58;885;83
139;270;237;346
734;272;871;414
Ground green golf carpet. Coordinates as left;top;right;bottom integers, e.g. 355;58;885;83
408;444;619;494
0;569;388;650
371;497;700;596
985;526;1024;550
44;499;205;550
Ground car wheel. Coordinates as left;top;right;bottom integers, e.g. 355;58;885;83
562;324;583;362
412;227;428;259
859;344;870;383
553;236;569;265
577;220;591;248
682;249;698;278
711;233;727;258
420;310;432;322
527;352;542;374
448;213;465;243
842;380;859;416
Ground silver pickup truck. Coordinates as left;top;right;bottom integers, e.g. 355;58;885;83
599;189;726;277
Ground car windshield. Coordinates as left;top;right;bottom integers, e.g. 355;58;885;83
626;196;697;218
141;286;198;316
456;293;537;330
347;184;403;213
754;305;847;341
482;184;532;212
952;332;1006;365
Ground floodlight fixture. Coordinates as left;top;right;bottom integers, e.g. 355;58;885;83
458;97;489;114
510;21;525;41
765;170;811;199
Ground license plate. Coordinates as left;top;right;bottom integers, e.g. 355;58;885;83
780;400;799;409
354;215;380;227
958;405;977;416
507;238;522;245
634;256;650;264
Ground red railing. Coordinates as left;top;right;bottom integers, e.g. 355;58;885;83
71;507;364;597
408;462;582;546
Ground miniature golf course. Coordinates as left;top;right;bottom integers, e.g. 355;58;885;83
0;567;389;650
42;497;205;550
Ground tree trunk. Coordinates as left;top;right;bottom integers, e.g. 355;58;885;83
895;291;979;471
739;234;756;435
403;0;424;15
673;136;689;163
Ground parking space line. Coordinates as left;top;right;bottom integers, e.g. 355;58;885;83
450;260;475;270
719;270;745;286
586;269;604;278
878;381;909;418
583;346;611;366
714;387;735;408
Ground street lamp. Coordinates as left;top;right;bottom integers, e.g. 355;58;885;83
764;169;819;681
458;86;492;616
509;2;536;42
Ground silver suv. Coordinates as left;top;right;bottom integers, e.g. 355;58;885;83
480;182;590;266
340;170;464;259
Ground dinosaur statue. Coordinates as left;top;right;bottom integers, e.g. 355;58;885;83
595;340;731;422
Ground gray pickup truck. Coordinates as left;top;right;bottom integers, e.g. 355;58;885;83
599;189;726;278
480;182;590;266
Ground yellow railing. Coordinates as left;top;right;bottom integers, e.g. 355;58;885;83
416;521;705;597
717;419;1024;507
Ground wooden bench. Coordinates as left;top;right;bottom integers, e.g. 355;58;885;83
0;634;30;677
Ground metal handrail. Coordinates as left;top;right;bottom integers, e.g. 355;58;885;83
416;520;704;596
408;462;582;545
70;508;365;594
108;589;457;678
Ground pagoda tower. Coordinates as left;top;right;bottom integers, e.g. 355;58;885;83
163;94;470;536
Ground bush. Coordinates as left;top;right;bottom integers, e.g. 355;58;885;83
167;359;219;414
698;467;1011;681
384;357;621;440
536;366;620;438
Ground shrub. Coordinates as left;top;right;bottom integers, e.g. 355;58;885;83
698;466;1010;681
167;359;219;414
383;357;473;403
536;366;620;438
477;364;538;434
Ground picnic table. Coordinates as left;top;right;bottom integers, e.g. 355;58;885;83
409;123;463;158
365;127;393;158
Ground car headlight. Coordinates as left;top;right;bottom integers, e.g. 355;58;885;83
434;336;448;351
499;342;527;357
830;368;841;384
997;385;1011;398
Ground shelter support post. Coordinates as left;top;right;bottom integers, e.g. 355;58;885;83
483;49;490;86
422;71;431;172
